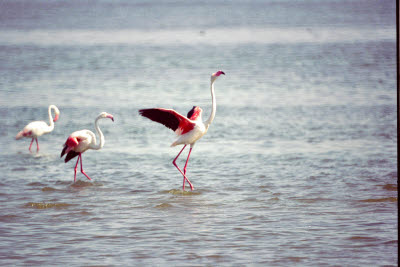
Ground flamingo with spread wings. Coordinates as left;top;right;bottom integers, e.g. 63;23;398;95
139;70;225;190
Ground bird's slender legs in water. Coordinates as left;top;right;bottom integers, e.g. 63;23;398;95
29;138;34;152
73;153;92;182
183;147;193;190
74;155;80;182
29;138;39;152
173;145;194;191
79;154;92;181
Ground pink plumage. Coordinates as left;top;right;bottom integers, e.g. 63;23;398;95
15;105;60;152
60;112;114;182
139;71;225;191
138;108;196;135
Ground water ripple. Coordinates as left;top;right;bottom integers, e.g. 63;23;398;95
24;202;76;209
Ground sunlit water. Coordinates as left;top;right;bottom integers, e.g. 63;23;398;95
0;0;397;266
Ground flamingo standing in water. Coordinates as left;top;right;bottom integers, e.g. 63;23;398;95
15;105;60;152
139;70;225;191
60;112;114;182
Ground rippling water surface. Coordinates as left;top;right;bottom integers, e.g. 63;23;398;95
0;0;397;266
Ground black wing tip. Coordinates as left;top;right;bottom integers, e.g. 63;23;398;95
139;108;158;113
60;144;67;158
138;108;162;119
138;108;152;117
137;108;179;131
139;108;152;112
65;151;79;163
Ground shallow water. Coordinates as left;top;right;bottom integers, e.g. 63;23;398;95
0;0;397;266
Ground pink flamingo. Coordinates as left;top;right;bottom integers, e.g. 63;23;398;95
60;112;114;182
15;105;60;152
139;70;225;191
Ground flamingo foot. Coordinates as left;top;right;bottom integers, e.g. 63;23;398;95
186;179;194;191
182;179;195;191
81;171;92;181
180;173;194;191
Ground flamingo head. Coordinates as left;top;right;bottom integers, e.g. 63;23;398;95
52;105;60;122
98;112;114;122
211;70;225;83
187;106;203;121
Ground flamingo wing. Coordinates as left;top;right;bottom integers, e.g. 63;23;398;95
61;132;91;162
16;121;48;139
61;144;68;157
61;135;78;162
64;150;80;163
139;108;195;135
15;129;32;140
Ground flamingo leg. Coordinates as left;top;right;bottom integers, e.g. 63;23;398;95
79;154;92;181
173;145;187;190
28;138;34;152
183;147;192;175
73;155;80;183
172;145;194;191
183;147;194;191
35;138;39;152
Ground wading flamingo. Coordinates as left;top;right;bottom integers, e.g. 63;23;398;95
60;112;114;182
15;105;60;152
139;70;225;191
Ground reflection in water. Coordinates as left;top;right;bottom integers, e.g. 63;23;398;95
163;189;202;196
70;181;103;188
24;202;75;209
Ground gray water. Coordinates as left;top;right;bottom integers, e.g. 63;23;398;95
0;0;397;266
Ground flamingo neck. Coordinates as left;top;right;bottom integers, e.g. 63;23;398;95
90;116;105;150
204;80;216;129
45;105;55;133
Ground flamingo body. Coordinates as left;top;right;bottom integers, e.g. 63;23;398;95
61;130;95;162
15;121;49;139
139;71;225;190
60;112;114;182
15;105;60;152
139;107;205;147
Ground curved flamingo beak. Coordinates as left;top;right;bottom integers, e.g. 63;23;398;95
53;114;59;122
213;70;225;76
107;114;114;122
